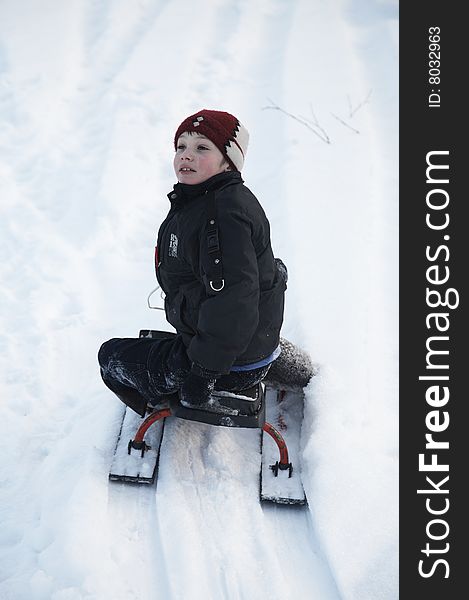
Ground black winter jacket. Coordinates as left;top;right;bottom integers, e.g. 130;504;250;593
156;171;286;374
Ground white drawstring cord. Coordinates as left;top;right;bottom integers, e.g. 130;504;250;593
147;285;165;310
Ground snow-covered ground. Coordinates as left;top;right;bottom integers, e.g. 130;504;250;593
0;1;398;599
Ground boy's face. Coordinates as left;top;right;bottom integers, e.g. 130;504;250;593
174;132;229;184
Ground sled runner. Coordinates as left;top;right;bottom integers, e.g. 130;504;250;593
109;405;166;484
109;330;309;505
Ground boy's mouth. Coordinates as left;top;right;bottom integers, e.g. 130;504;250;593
180;167;196;172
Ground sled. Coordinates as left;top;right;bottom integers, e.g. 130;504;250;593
109;330;308;505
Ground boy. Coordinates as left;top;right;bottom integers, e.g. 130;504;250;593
98;109;288;416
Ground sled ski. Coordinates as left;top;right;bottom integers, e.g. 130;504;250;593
109;404;167;484
260;386;306;505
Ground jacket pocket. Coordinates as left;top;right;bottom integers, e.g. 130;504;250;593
165;289;198;335
165;292;184;332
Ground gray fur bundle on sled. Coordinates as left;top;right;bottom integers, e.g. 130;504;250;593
264;338;317;392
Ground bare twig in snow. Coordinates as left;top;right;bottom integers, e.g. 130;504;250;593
331;113;360;134
263;99;331;144
332;90;373;134
348;89;373;118
297;103;331;144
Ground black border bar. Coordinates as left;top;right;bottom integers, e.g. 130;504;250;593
400;3;465;596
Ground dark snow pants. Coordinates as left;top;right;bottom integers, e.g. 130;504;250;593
98;333;270;417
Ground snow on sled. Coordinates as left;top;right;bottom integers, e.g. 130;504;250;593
108;330;312;504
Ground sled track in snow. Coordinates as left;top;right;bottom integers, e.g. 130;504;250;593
107;416;340;600
107;483;172;599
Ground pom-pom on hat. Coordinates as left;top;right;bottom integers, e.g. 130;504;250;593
174;109;249;172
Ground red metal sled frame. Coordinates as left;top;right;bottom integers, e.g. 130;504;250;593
128;408;292;475
262;422;293;477
128;408;171;457
133;408;172;443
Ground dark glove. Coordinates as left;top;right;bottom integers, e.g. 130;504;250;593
180;363;220;407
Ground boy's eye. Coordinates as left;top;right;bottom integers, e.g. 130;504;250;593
175;142;210;151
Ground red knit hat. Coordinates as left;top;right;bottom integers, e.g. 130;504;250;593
174;109;249;172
